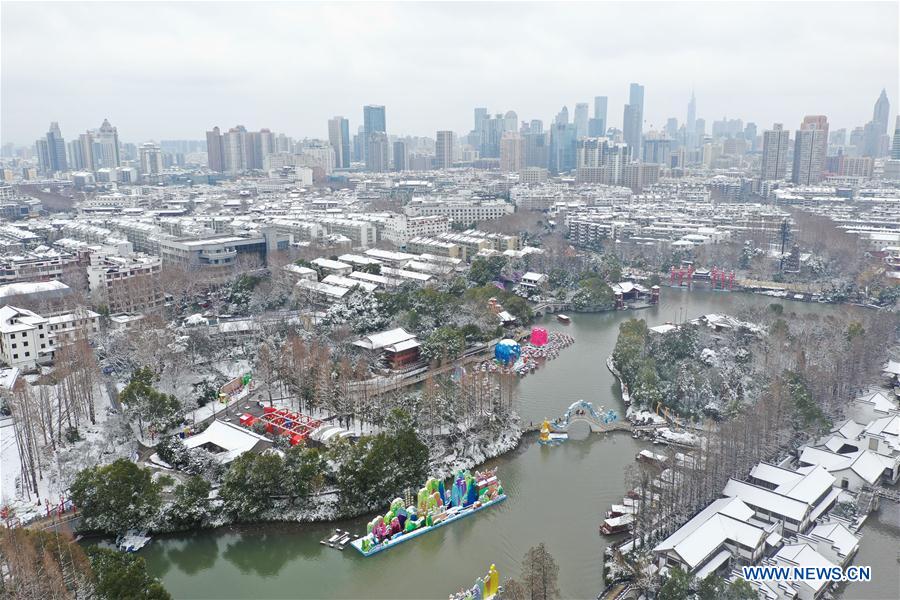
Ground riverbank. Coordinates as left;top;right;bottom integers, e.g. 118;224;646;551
135;292;892;600
109;415;529;540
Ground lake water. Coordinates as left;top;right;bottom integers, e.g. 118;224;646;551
140;289;897;600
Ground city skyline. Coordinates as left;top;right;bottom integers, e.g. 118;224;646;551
2;1;897;145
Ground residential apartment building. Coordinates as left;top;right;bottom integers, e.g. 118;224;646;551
87;250;164;314
760;124;791;180
404;198;514;225
0;305;99;370
0;250;80;284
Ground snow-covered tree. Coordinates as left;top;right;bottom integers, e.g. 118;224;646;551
321;289;389;334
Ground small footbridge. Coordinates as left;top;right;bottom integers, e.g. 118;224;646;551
533;302;571;316
551;400;626;433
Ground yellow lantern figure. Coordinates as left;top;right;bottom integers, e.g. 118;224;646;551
487;564;499;597
539;420;551;443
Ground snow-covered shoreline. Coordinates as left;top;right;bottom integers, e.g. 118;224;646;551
139;419;528;536
605;354;630;406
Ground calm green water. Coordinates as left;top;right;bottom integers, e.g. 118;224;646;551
140;289;893;600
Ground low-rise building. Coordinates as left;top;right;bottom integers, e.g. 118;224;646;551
159;229;288;273
723;464;839;533
0;249;80;284
520;272;549;290
353;327;421;369
322;274;379;292
295;278;350;304
653;496;773;578
406;236;462;259
311;258;353;276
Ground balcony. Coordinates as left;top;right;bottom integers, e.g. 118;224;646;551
199;248;237;263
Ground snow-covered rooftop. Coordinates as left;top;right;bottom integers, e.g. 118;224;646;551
183;420;270;464
654;497;764;570
722;478;810;522
354;327;416;351
809;521;860;560
322;274;378;292
311;258;352;271
0;280;71;299
773;544;836;593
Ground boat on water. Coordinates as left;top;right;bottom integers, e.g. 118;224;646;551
116;530;151;552
607;504;635;518
557;314;571;324
600;513;633;535
636;449;668;467
351;469;506;557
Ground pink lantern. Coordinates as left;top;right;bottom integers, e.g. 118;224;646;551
530;327;548;346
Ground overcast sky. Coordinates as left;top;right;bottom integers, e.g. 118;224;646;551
2;1;897;145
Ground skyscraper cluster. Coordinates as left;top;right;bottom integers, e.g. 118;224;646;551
35;119;122;174
22;85;896;184
205;126;276;173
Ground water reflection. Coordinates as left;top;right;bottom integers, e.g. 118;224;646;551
166;533;220;576
223;527;329;576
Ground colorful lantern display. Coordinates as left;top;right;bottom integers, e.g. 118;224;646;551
529;327;548;346
494;339;521;364
352;469;506;557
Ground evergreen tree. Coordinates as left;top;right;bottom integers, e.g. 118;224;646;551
658;566;691;600
698;573;727;600
220;452;284;519
70;459;162;534
87;546;171;600
167;476;213;529
119;366;182;435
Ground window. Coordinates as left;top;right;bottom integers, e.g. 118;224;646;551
12;354;17;359
24;352;29;357
869;438;879;451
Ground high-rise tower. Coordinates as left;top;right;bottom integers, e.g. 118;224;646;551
328;116;351;169
363;105;386;169
760;123;791;180
435;130;454;169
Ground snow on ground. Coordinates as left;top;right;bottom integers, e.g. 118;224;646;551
0;417;21;506
626;408;667;425
435;424;522;479
657;427;700;446
0;379;131;525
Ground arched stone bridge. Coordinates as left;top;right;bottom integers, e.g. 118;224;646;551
533;302;571;317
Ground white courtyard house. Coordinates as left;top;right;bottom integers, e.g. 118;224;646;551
294;279;350;304
281;263;318;283
724;463;840;533
653;496;777;579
